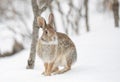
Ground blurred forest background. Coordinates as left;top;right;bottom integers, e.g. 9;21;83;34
0;0;119;57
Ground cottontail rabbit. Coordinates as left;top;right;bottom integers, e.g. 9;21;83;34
37;13;77;76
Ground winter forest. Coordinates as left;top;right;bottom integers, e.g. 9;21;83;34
0;0;120;82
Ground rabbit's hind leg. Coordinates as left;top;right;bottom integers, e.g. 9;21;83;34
52;67;59;73
53;66;71;75
53;61;72;75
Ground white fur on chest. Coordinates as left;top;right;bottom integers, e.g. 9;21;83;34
40;39;58;45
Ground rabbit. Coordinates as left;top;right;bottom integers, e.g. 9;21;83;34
36;13;77;76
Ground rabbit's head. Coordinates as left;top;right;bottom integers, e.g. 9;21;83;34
37;13;57;43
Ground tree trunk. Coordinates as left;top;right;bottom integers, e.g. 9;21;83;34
84;0;90;32
26;0;40;69
112;0;119;27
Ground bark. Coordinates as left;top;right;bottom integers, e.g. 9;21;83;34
26;0;53;69
26;0;40;69
112;0;119;27
84;0;90;32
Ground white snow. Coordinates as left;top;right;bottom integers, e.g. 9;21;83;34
0;15;120;82
0;25;15;54
0;0;120;82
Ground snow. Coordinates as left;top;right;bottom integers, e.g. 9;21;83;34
0;17;120;82
0;25;15;54
0;0;120;82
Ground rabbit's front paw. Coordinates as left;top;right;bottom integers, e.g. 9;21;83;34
45;72;51;76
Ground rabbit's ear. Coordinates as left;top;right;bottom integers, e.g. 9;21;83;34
48;13;54;26
37;16;46;28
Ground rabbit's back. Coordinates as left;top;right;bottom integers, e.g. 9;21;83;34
54;32;77;66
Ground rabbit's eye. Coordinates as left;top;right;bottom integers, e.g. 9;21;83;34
45;30;48;34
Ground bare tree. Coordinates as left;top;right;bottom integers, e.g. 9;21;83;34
51;0;82;35
112;0;119;27
26;0;53;69
84;0;90;32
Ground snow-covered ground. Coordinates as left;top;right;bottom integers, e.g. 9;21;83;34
0;0;120;82
0;15;120;82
